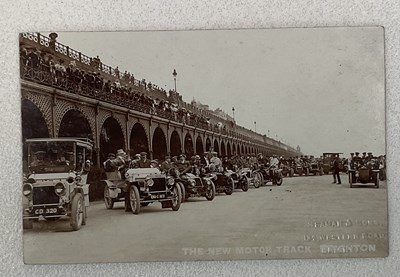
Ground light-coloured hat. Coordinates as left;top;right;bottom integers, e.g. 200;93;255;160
116;149;126;156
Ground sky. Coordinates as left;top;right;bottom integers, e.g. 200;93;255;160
54;27;385;156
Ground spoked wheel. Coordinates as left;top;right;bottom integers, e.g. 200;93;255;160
129;185;141;215
253;172;261;188
82;205;87;225
70;193;84;231
205;181;216;201
276;173;283;186
225;177;234;195
178;182;185;203
241;176;249;192
349;173;353;188
375;174;379;189
257;172;264;186
171;185;182;211
104;186;115;209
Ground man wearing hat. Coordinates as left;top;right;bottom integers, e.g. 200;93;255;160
353;152;363;168
137;152;151;168
349;153;355;169
160;155;173;173
269;154;280;168
176;154;190;173
210;152;222;168
361;152;367;164
331;156;341;184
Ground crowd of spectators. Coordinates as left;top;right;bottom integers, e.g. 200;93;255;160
20;46;231;133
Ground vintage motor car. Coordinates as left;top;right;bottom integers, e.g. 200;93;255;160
203;164;234;195
309;161;322;176
348;158;380;188
226;167;248;192
103;167;182;214
322;152;343;174
22;138;93;231
172;167;216;201
257;165;283;186
235;167;261;189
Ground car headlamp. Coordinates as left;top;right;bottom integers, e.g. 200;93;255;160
67;176;74;183
146;178;154;187
54;182;66;196
75;175;82;183
23;183;33;197
168;178;174;186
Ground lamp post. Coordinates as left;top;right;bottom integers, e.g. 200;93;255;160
232;107;235;121
254;121;257;132
172;69;177;92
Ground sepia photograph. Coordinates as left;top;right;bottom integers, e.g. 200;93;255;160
19;27;387;264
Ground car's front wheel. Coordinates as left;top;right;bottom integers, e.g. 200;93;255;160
225;177;234;195
70;193;84;231
104;186;115;209
205;181;216;201
129;185;141;215
375;174;379;189
171;184;182;211
177;182;185;203
241;176;249;192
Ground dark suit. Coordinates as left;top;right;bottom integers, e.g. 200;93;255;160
137;158;151;168
332;159;341;184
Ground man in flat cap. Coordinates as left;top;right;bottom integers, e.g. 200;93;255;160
160;155;173;173
137;152;151;168
176;154;190;174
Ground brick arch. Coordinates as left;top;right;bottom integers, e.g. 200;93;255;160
128;118;150;146
195;133;205;155
169;129;183;156
129;121;150;154
55;99;96;138
151;125;167;147
21;90;53;137
98;110;127;148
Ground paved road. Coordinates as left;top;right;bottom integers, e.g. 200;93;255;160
23;174;388;264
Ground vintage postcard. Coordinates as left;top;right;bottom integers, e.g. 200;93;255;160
20;27;387;264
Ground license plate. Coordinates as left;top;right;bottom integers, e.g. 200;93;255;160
33;207;58;215
150;194;165;199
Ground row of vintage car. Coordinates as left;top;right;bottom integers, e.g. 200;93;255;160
22;138;383;232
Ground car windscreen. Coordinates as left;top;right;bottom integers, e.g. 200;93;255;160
28;141;75;173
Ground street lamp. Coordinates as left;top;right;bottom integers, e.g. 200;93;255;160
172;69;177;92
232;107;235;121
254;121;257;132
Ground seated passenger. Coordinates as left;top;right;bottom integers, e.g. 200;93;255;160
137;152;151;168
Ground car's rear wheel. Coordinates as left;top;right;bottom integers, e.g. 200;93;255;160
104;186;114;209
349;173;353;188
178;182;185;202
253;173;261;188
129;185;140;215
82;205;87;225
70;193;84;231
276;173;283;186
205;181;216;201
225;177;234;195
23;219;33;230
257;172;264;186
375;174;379;188
241;176;249;191
171;184;182;211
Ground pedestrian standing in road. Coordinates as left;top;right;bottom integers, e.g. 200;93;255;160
331;157;341;184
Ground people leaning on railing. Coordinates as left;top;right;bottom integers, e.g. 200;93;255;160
20;50;246;138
